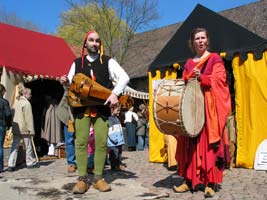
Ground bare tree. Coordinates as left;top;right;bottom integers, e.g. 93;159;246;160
60;0;158;64
0;7;40;31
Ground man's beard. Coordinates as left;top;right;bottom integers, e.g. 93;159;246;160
86;46;99;55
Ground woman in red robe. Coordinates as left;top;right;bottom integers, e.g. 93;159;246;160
173;28;231;198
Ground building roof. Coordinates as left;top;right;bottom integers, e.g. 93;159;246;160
122;0;267;79
0;22;75;79
149;4;266;75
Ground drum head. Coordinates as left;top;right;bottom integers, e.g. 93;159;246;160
153;79;185;135
181;79;205;137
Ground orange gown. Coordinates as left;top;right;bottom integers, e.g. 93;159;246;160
175;53;231;189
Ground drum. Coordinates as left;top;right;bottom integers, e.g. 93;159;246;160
153;79;205;137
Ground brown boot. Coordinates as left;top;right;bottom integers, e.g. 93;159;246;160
111;166;122;171
92;179;111;192
67;165;76;173
204;186;215;198
173;183;190;193
72;177;89;194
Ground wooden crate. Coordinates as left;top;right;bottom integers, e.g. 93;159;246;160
56;145;66;159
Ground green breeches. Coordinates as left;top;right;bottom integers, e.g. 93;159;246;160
75;115;108;177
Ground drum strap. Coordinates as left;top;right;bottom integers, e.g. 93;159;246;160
187;53;212;78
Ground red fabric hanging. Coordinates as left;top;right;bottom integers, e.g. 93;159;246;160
0;22;75;79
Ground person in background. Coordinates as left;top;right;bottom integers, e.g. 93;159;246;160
164;134;177;170
173;27;231;198
64;124;76;173
87;125;95;174
139;103;148;121
144;122;149;149
42;97;61;155
135;109;147;151
60;30;129;194
107;103;124;171
0;84;12;173
139;104;149;149
8;86;39;171
55;87;76;173
124;106;138;151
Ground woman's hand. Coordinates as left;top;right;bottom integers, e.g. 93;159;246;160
193;68;200;77
193;68;201;81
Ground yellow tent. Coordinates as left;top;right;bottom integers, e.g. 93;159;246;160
232;51;267;168
147;4;267;168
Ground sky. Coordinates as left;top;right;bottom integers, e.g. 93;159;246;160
0;0;260;34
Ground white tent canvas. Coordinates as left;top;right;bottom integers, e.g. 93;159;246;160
254;139;267;170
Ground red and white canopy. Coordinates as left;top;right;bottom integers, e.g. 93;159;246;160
0;22;75;79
